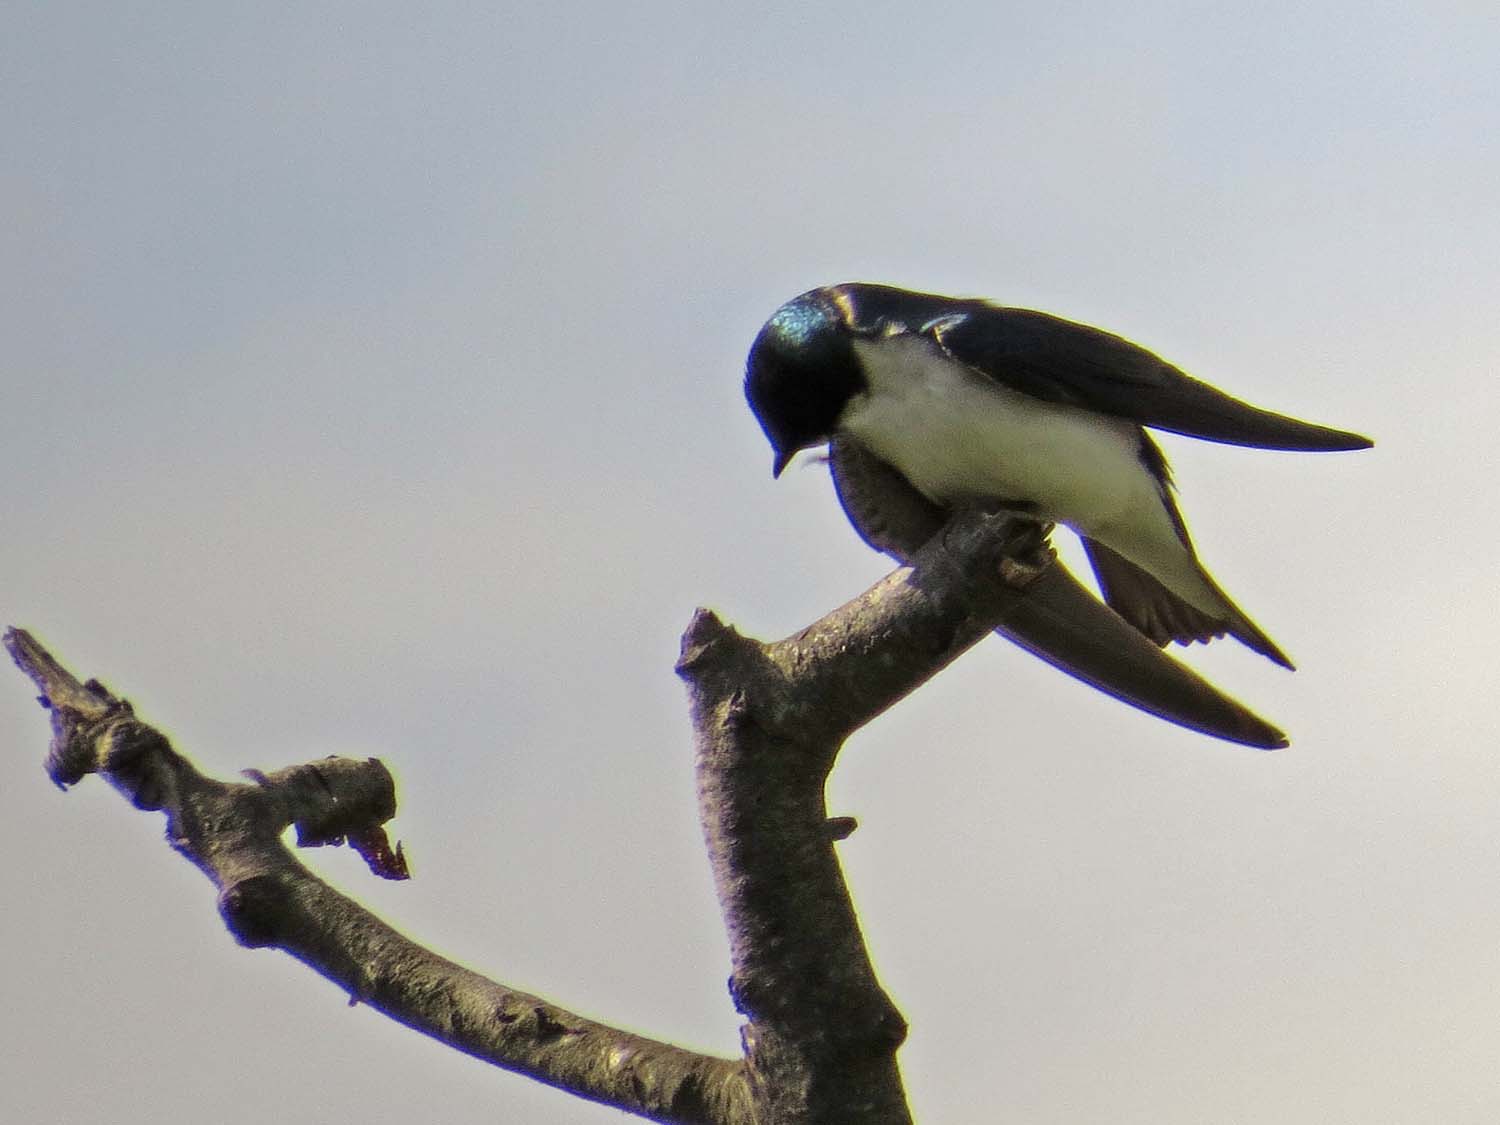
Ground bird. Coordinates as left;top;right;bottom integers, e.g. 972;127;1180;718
745;282;1372;746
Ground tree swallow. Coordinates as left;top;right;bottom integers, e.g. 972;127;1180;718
745;282;1372;746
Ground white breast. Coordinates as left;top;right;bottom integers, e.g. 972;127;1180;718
841;335;1159;533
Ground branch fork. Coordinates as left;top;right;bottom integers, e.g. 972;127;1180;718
8;507;1041;1124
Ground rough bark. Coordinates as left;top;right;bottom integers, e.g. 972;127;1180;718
678;509;1051;1123
7;506;1045;1123
4;627;750;1124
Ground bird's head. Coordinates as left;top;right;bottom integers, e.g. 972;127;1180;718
745;288;865;477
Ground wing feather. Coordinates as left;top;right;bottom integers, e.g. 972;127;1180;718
832;283;1373;452
828;436;1288;749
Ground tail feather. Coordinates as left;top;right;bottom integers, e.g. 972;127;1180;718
829;436;1290;748
1083;538;1294;669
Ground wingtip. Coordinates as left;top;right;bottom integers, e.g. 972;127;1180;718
1251;636;1296;671
1324;430;1374;452
1303;424;1374;452
1166;693;1288;750
1241;720;1291;750
993;564;1295;751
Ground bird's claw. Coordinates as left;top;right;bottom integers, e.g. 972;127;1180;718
997;517;1056;589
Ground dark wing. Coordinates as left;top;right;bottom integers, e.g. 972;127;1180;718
835;283;1372;451
828;436;1288;749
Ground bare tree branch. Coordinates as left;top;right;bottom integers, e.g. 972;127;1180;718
7;506;1045;1124
4;627;750;1125
678;509;1048;1124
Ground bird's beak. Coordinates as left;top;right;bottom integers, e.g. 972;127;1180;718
772;449;794;478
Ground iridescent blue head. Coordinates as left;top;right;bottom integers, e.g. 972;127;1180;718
745;287;865;477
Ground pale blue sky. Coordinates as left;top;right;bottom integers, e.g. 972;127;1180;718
3;3;1497;1122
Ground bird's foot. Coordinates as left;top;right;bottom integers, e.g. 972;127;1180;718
997;519;1056;588
946;502;1056;588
